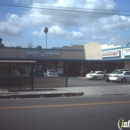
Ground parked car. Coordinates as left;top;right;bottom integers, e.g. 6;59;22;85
109;71;130;83
105;69;130;82
44;70;59;78
86;71;106;80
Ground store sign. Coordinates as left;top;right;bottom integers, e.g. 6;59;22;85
122;49;130;56
26;51;60;58
101;50;120;58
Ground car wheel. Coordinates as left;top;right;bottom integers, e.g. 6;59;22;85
121;78;127;83
93;76;97;80
106;79;110;82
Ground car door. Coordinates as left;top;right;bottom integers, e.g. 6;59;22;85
125;72;130;81
96;72;105;79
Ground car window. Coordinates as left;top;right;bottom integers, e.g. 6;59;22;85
124;72;130;75
90;71;95;74
112;70;118;73
112;69;129;73
97;72;104;74
117;71;123;74
120;70;129;72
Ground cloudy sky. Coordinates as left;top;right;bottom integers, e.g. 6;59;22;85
0;0;130;48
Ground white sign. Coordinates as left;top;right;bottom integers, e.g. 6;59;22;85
102;50;120;58
122;49;130;56
26;51;60;58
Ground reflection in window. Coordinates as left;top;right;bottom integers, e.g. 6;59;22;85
11;64;31;77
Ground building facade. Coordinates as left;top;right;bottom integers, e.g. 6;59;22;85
0;41;130;77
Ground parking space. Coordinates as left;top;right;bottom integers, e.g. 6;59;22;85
68;77;130;87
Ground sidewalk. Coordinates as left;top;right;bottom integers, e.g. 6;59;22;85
0;84;130;99
0;88;84;99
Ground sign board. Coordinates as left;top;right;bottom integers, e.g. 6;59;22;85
26;51;60;58
122;49;130;56
101;50;120;58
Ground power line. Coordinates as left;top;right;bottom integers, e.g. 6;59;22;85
0;2;130;16
1;2;130;13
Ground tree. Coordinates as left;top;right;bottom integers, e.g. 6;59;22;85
44;27;49;49
0;38;4;47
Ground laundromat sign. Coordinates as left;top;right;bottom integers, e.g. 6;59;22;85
26;51;60;58
101;50;120;58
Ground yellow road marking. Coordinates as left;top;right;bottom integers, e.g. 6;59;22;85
0;100;130;110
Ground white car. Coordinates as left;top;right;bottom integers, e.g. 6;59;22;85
86;71;105;80
109;71;130;83
44;70;59;78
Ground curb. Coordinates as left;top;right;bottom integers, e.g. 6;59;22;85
0;92;84;99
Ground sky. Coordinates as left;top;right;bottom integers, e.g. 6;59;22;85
0;0;130;48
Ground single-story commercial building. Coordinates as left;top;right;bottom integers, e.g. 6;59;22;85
0;41;130;89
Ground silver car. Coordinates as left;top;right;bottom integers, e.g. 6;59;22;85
44;70;59;78
86;71;105;80
109;71;130;83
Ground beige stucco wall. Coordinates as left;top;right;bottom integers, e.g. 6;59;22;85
60;51;85;59
0;47;85;60
33;78;66;88
84;41;102;59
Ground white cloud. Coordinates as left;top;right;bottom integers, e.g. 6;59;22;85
13;0;32;4
101;15;130;30
32;25;84;39
49;26;67;37
1;0;130;45
3;41;18;47
92;35;107;40
31;31;43;37
68;31;84;39
6;0;118;28
0;21;22;35
107;34;129;45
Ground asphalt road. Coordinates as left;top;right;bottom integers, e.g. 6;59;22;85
68;77;130;87
0;95;130;130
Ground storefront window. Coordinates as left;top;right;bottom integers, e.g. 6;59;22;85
0;65;9;77
11;64;31;77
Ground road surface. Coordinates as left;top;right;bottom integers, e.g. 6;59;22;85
0;95;130;130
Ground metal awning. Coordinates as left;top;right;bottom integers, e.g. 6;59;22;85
0;60;36;63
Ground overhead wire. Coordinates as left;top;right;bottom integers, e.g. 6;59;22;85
0;2;130;16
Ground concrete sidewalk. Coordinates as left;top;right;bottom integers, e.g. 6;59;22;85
0;84;130;99
0;88;84;99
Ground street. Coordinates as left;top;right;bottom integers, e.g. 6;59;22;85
0;95;130;130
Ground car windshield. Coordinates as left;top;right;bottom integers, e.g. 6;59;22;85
112;70;119;73
116;71;124;74
90;71;100;74
90;71;96;74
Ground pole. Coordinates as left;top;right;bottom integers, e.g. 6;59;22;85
46;33;47;49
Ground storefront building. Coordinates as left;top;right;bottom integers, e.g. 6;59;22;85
0;41;130;79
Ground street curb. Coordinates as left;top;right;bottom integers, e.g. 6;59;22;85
0;92;84;99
